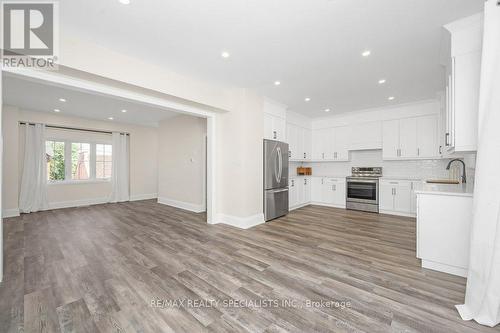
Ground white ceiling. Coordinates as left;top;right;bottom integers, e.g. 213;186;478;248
3;75;180;127
60;0;483;117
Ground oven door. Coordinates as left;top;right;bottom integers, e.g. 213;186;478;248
347;179;378;204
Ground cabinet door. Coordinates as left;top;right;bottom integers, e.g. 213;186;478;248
334;126;350;161
322;179;335;204
303;178;311;204
274;117;286;142
379;182;395;211
331;180;346;206
311;177;323;203
382;120;400;160
264;113;274;140
417;115;438;158
410;181;422;214
289;178;297;208
286;124;299;159
394;182;412;213
399;118;418;158
312;129;329;160
296;178;305;206
302;128;312;160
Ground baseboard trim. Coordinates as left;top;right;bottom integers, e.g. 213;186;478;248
214;213;265;229
309;202;346;209
48;197;109;210
422;259;468;278
2;208;20;218
157;197;206;213
130;193;158;201
380;210;416;218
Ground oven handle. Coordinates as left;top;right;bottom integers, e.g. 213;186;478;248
347;179;378;184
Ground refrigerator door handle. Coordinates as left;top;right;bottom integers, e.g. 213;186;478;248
277;146;282;182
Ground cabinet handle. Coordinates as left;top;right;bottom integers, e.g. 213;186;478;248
439;146;442;155
445;133;450;146
289;151;291;158
273;131;277;139
303;152;306;159
304;179;307;185
417;148;420;156
322;152;325;159
321;178;324;185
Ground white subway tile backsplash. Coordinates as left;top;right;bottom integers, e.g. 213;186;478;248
290;150;476;183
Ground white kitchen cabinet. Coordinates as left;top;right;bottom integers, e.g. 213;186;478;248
264;113;286;141
332;126;350;161
289;178;298;208
311;177;346;207
417;115;439;158
417;192;473;277
289;177;310;209
399;118;418;158
350;121;382;150
286;124;300;159
379;180;413;216
311;126;350;161
410;181;423;214
383;116;439;160
312;129;332;160
443;14;482;152
287;124;311;160
382;120;400;160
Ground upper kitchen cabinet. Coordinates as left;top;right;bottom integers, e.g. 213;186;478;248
311;126;350;161
263;99;287;141
443;14;483;152
287;123;311;161
383;115;440;160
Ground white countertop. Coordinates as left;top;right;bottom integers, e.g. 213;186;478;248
415;183;474;197
381;176;423;181
291;175;346;178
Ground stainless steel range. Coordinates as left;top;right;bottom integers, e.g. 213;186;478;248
346;167;382;213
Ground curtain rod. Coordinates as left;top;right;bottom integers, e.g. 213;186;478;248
18;122;130;136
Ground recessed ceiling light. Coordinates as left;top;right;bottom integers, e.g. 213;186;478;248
378;79;386;84
53;108;60;112
221;51;230;58
119;0;130;4
325;108;331;112
304;97;311;102
388;96;395;101
362;50;371;57
58;98;66;102
274;81;281;86
121;109;127;113
108;117;114;120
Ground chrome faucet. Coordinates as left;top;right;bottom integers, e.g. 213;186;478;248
446;159;466;183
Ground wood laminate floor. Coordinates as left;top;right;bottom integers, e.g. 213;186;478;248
1;200;499;333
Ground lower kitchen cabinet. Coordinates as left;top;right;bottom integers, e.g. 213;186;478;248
311;177;346;208
289;177;311;209
380;179;422;216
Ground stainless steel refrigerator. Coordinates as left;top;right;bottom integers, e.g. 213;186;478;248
264;139;289;221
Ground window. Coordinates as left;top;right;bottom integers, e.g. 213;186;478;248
71;143;90;180
45;140;113;183
96;144;113;179
46;141;65;181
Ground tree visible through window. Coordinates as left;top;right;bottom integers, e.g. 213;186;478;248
96;144;113;179
71;143;91;180
46;141;65;181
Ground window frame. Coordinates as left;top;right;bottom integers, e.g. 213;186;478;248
45;138;112;185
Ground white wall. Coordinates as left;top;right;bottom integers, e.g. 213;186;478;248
157;115;207;212
57;37;266;227
2;105;160;216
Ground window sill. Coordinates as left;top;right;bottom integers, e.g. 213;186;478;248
48;179;111;186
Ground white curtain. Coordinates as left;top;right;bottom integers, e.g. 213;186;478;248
19;123;48;213
109;132;130;203
456;0;500;327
